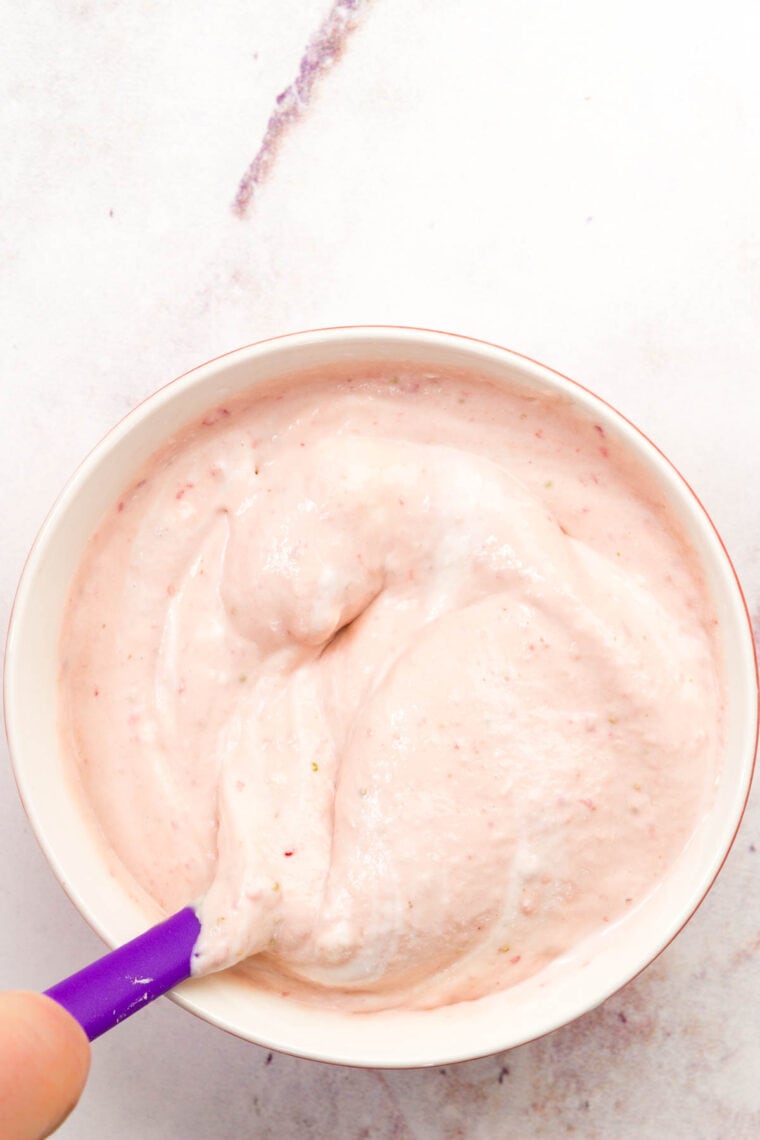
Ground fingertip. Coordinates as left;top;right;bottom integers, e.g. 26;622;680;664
0;991;91;1138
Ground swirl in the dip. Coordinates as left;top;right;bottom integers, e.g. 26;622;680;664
60;365;723;1010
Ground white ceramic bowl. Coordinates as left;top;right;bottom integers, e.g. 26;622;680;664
5;327;757;1067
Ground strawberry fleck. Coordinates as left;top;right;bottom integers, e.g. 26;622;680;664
202;407;230;427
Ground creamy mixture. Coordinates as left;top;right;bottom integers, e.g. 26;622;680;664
60;364;723;1010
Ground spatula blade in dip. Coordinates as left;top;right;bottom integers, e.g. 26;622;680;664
44;907;201;1040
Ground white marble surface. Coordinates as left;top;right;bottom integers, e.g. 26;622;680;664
2;2;759;1136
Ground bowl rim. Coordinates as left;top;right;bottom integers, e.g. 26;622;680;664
4;324;758;1067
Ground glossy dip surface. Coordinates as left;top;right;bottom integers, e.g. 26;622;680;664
59;363;724;1010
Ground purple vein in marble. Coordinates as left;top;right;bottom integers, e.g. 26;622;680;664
233;0;370;215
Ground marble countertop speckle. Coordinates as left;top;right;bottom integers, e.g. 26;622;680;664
2;2;759;1136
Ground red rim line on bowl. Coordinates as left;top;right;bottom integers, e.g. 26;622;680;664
44;907;200;1041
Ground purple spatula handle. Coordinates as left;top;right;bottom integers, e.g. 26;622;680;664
44;906;201;1041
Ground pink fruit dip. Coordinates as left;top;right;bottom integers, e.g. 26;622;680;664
59;363;724;1011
